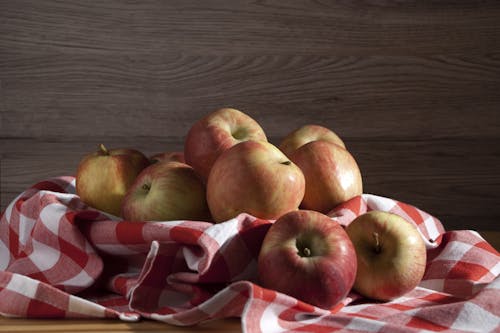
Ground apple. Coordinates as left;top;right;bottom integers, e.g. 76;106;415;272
289;140;362;214
345;210;427;301
206;140;305;222
149;151;185;164
279;124;346;158
184;108;268;182
258;210;357;309
121;161;211;222
76;144;150;216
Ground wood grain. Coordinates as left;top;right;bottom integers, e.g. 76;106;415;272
1;54;499;139
0;317;242;332
1;0;500;232
1;0;500;55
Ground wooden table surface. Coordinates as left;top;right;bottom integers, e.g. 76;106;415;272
0;317;243;332
0;231;497;333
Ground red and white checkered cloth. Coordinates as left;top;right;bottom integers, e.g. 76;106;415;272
1;176;499;332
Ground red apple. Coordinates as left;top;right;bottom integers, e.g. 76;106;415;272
279;124;346;158
184;108;267;182
76;144;150;216
258;210;357;309
290;140;362;214
149;151;185;164
345;211;427;301
206;140;305;222
121;161;211;222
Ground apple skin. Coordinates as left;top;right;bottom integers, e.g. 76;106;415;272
121;161;211;222
289;140;363;214
76;144;150;216
206;140;305;222
184;108;267;182
345;211;427;301
279;124;346;158
258;210;357;309
149;152;185;164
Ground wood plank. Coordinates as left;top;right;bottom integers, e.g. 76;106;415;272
1;54;499;139
0;317;242;332
1;137;499;231
1;1;500;55
1;1;499;233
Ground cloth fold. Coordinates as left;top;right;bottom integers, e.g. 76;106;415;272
1;176;498;332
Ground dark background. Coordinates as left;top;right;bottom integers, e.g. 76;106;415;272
1;1;499;231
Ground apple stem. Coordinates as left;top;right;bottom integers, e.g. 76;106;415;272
280;161;292;165
303;247;311;257
373;232;381;253
99;143;109;155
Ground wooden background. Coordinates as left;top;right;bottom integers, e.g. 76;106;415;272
1;0;499;231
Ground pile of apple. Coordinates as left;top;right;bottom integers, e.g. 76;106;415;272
76;108;427;309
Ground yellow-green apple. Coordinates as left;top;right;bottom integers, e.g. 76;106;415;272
149;152;185;164
345;211;427;301
184;108;267;182
290;140;362;214
206;140;305;222
279;124;346;158
76;144;150;216
258;210;357;309
121;161;211;222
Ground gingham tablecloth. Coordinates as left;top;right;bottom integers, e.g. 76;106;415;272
1;176;499;332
